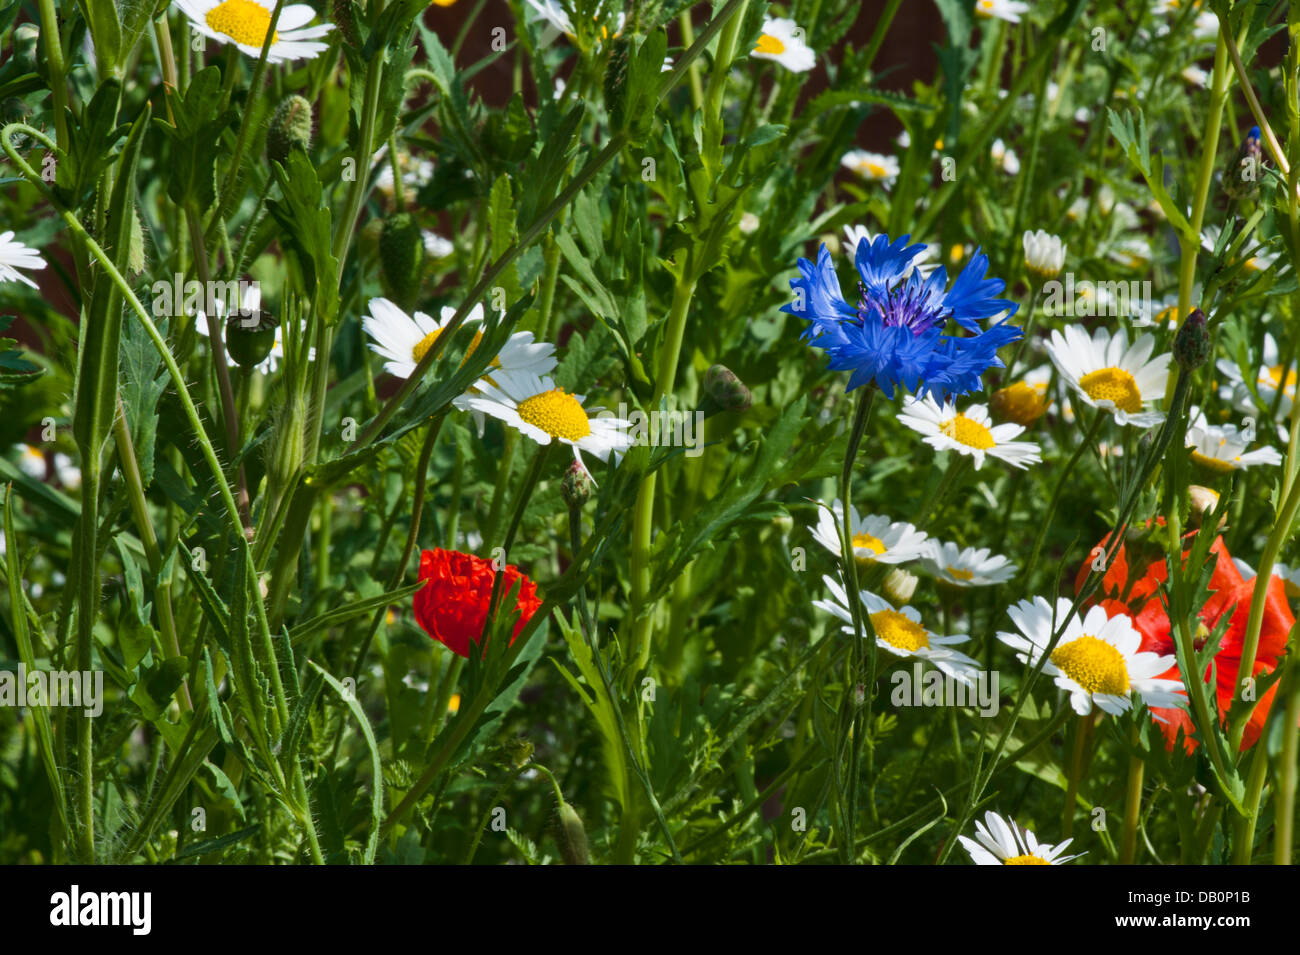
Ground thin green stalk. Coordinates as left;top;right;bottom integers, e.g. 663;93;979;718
1118;721;1144;863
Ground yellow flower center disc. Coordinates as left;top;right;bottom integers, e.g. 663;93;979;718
1050;635;1130;695
754;33;786;56
940;413;995;449
206;0;280;47
517;388;592;441
869;609;930;652
1080;366;1142;414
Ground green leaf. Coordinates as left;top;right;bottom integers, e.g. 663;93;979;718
267;151;341;320
310;662;384;864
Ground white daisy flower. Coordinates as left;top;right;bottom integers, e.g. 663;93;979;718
809;499;929;566
1023;229;1065;281
997;597;1188;720
1106;236;1153;271
173;1;333;63
1185;406;1282;473
974;0;1031;23
1216;332;1295;431
465;370;633;466
1045;325;1171;428
1181;64;1209;88
959;811;1082;865
840;150;900;187
739;212;760;235
921;541;1018;587
814;576;983;684
1201;224;1282;274
897;397;1042;470
423;231;454;259
1133;296;1182;331
14;443;46;480
991;138;1020;175
842;225;940;279
524;0;623;48
0;231;46;289
751;18;815;73
52;452;81;490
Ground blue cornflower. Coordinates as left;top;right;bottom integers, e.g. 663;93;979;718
782;234;1022;402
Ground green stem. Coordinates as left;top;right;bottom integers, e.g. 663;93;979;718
1118;721;1144;863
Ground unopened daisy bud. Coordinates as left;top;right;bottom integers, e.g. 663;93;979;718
1023;229;1066;282
378;212;426;311
1223;126;1263;202
990;380;1048;426
882;567;918;606
701;364;752;417
561;460;593;510
1187;485;1224;528
555;800;590;865
267;95;314;165
226;307;278;369
1173;308;1210;370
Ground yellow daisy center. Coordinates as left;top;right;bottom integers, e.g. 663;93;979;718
946;566;975;581
755;33;786;56
1265;365;1297;393
939;413;995;450
859;161;889;178
1004;854;1050;865
975;0;996;15
205;0;280;47
1190;449;1240;474
412;329;499;370
1050;635;1130;696
516;388;592;441
869;609;930;651
1079;367;1142;414
991;381;1048;426
851;532;887;556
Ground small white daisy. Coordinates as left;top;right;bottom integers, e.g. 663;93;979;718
0;231;46;289
1185;407;1282;473
810;499;929;566
814;576;983;684
751;18;815;73
1045;325;1171;428
997;597;1188;720
1181;64;1209;88
465;370;633;466
1201;224;1282;274
974;0;1031;23
990;138;1020;175
842;225;940;279
14;443;45;480
958;811;1082;865
840;150;900;187
897;397;1042;470
1216;332;1295;430
423;231;454;259
921;541;1018;587
524;0;623;48
1022;229;1065;281
52;452;81;490
173;0;333;63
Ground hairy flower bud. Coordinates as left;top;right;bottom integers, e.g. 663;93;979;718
1173;308;1209;370
561;460;593;510
554;800;590;865
267;94;314;165
701;364;752;417
1223;126;1263;202
1187;485;1225;529
226;306;278;369
379;212;426;311
882;568;918;607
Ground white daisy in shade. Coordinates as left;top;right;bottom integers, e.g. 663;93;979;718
0;231;46;288
173;1;333;63
465;370;634;466
52;452;81;491
1185;406;1282;473
810;499;929;566
524;0;623;48
974;0;1031;23
921;541;1017;587
362;298;555;382
813;576;983;684
14;443;46;480
1216;332;1296;430
842;225;940;278
997;597;1188;720
898;397;1042;470
959;811;1082;865
751;18;815;73
840;150;899;187
1022;229;1065;281
423;231;454;259
1045;325;1171;428
1201;224;1282;274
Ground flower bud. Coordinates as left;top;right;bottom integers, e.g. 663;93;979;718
1022;229;1066;283
561;460;593;510
701;364;752;416
1187;484;1225;529
554;800;590;865
882;568;918;607
1173;308;1210;370
990;380;1049;426
378;212;426;311
1223;126;1263;202
226;306;278;369
267;94;314;165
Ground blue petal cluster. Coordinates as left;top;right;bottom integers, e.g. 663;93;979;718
782;234;1022;402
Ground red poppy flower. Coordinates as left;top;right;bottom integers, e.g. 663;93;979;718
413;548;543;658
1076;529;1293;752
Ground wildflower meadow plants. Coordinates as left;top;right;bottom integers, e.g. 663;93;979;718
0;0;1299;879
